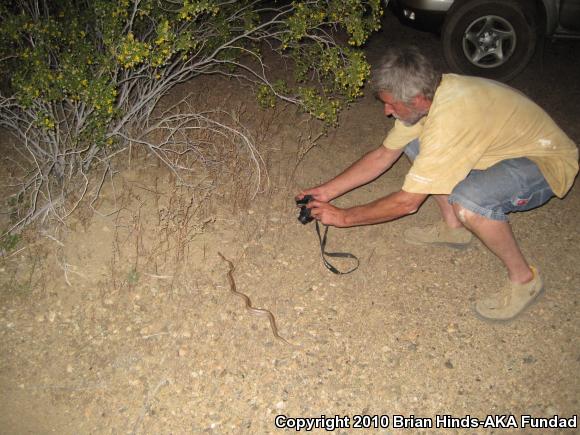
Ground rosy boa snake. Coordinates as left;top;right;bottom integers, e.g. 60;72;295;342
218;252;292;346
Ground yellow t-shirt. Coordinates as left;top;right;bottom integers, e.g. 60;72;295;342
383;74;579;198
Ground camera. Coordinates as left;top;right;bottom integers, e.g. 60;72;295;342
296;195;314;224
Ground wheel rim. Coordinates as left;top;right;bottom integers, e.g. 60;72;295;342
462;15;517;69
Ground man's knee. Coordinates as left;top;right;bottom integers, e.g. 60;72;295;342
452;203;478;226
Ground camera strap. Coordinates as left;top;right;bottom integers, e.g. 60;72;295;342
315;221;359;274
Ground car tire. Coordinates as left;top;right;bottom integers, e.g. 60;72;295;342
442;0;537;82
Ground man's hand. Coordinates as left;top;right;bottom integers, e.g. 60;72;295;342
295;186;334;204
307;200;349;227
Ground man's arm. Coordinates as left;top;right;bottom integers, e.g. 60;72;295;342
308;190;428;227
297;145;404;202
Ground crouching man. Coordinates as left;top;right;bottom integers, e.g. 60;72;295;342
296;46;578;321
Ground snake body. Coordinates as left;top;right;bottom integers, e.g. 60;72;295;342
218;252;291;345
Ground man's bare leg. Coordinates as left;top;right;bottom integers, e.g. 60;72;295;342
433;194;463;228
452;204;533;284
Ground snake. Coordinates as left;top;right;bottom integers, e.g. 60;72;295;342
218;252;291;346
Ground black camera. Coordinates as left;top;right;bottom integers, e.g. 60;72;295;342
296;195;314;224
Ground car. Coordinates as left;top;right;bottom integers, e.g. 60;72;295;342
386;0;580;81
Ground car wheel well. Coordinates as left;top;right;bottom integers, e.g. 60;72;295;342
449;0;541;23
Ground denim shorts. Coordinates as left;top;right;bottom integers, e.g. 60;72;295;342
404;139;554;221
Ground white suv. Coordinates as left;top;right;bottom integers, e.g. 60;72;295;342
386;0;580;81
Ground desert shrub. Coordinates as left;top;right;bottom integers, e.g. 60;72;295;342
0;0;382;234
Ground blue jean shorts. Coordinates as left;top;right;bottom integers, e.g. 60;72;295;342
404;139;554;221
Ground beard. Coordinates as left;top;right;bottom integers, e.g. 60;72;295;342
398;109;428;126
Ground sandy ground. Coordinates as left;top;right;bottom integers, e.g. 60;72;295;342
0;12;579;435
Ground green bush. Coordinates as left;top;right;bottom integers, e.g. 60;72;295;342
0;0;382;232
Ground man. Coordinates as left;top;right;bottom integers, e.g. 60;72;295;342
296;46;578;321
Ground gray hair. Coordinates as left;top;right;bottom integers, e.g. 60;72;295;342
372;46;441;103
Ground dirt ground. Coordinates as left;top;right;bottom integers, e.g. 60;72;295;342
1;12;579;435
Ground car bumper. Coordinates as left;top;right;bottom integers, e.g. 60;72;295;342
388;0;452;32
